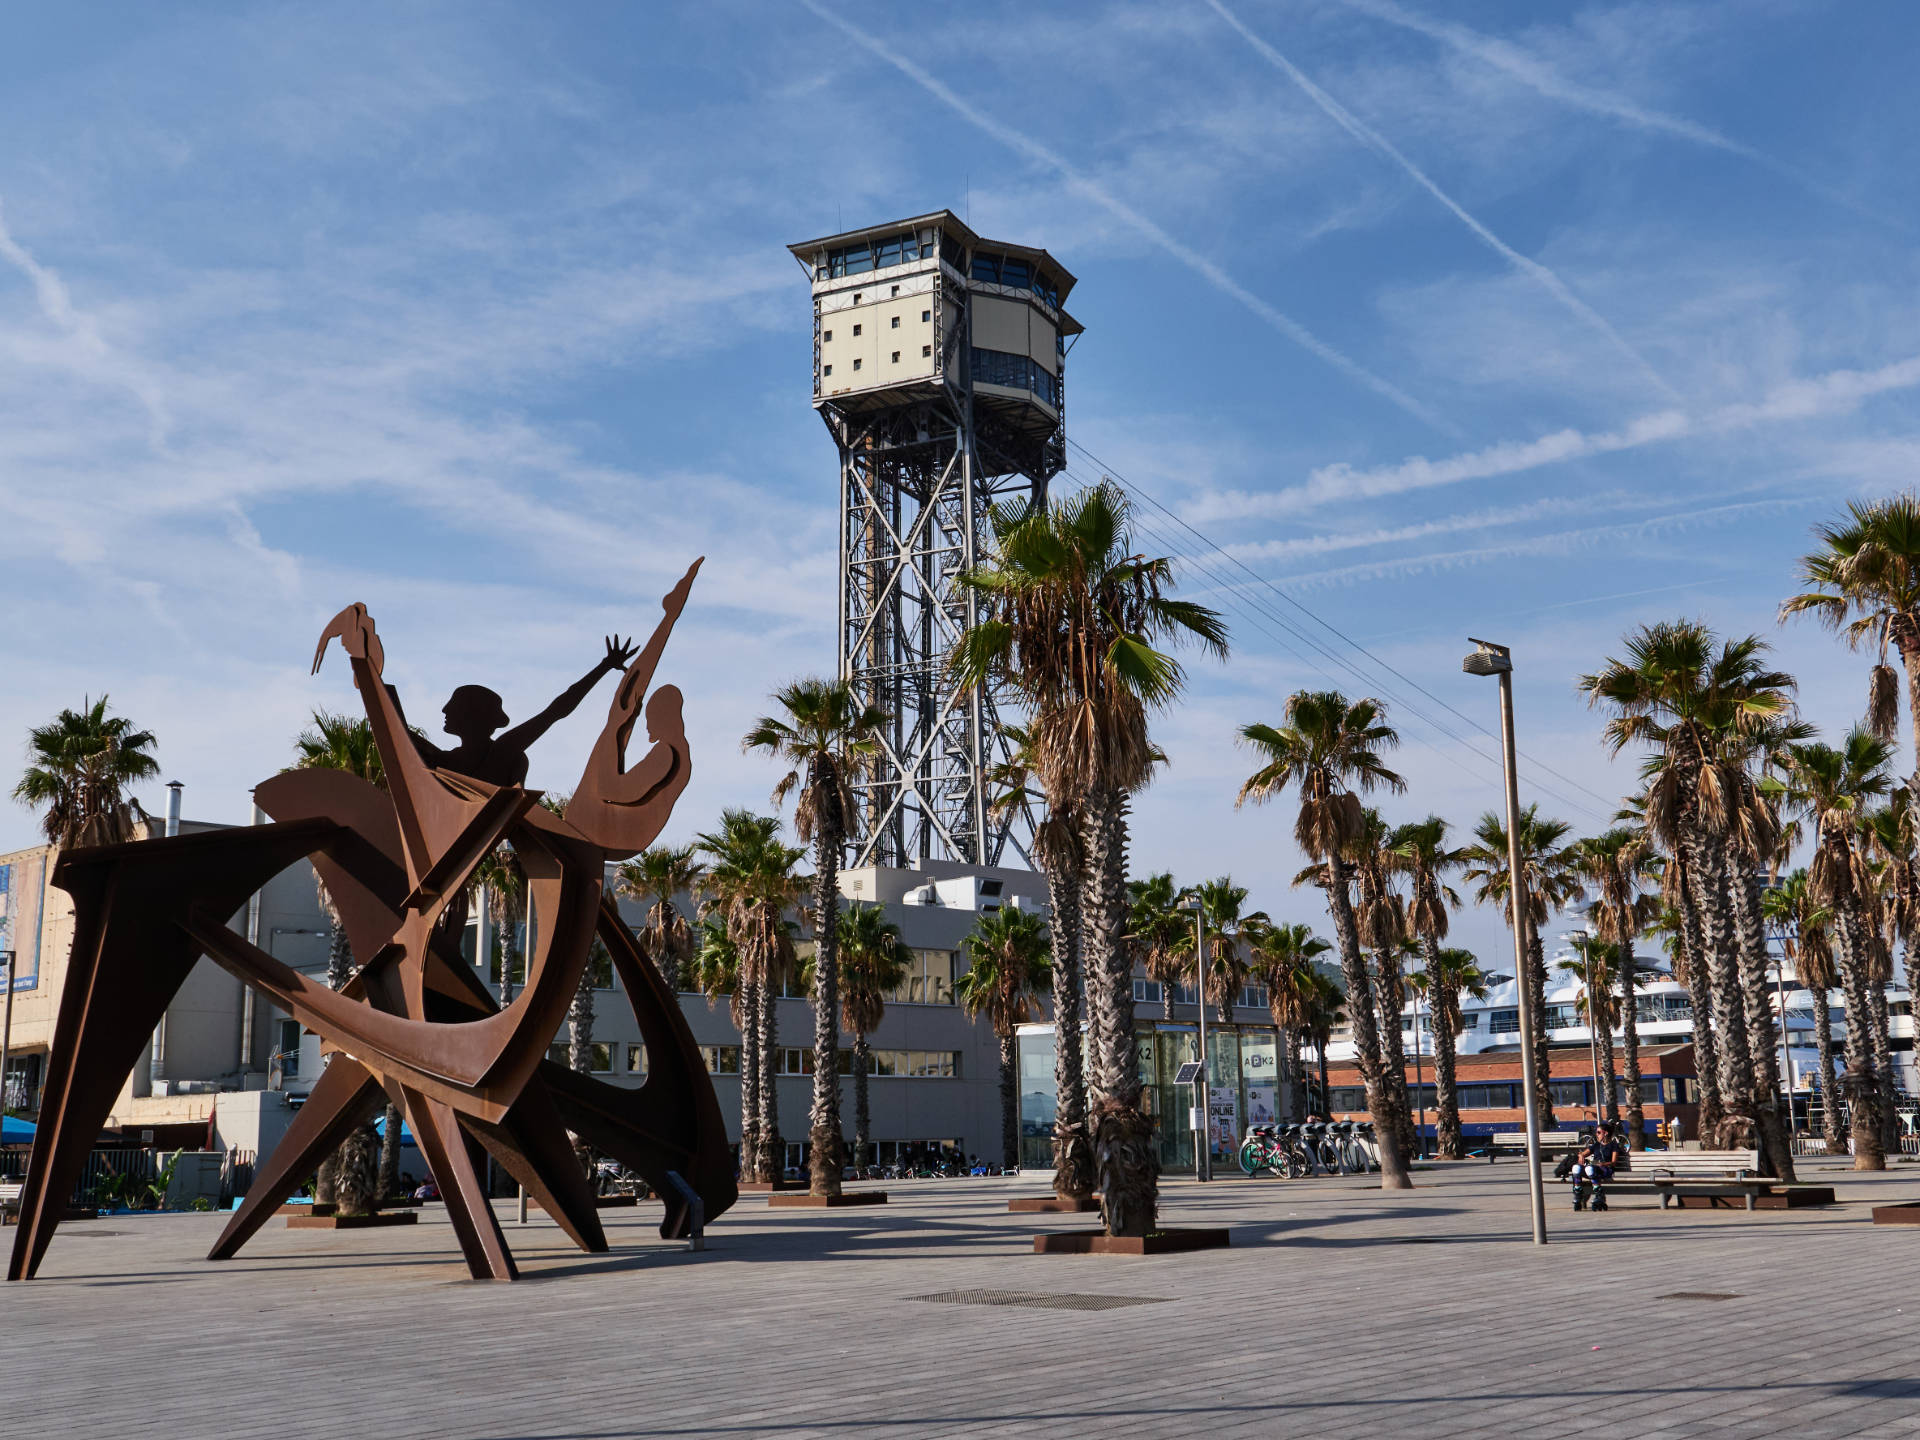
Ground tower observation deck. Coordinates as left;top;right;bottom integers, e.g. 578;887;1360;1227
789;211;1081;868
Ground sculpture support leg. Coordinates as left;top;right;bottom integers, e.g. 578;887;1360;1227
404;1089;517;1281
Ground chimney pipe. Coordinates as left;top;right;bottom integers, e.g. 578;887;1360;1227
164;781;183;838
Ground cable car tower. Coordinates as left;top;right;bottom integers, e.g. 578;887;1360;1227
789;211;1080;868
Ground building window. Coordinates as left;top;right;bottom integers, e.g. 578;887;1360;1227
628;1044;647;1075
699;1045;741;1074
921;309;930;322
852;324;861;336
1169;982;1199;1007
1488;1008;1521;1034
888;949;956;1004
822;364;832;377
1238;983;1269;1011
890;284;900;296
891;315;900;328
891;351;900;363
853;292;862;303
823;329;832;342
275;1019;301;1078
969;346;1059;406
922;345;932;357
1133;978;1163;1005
852;359;861;370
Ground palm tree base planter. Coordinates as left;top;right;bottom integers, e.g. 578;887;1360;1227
1031;1228;1230;1255
278;1198;421;1217
1008;1195;1101;1213
767;1191;889;1208
1665;1187;1836;1210
529;1194;640;1211
736;1179;807;1193
1870;1202;1920;1224
285;1211;420;1230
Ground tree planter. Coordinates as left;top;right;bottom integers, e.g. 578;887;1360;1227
1871;1202;1920;1225
737;1180;805;1193
1008;1196;1100;1213
286;1211;420;1230
1032;1228;1230;1255
768;1191;889;1208
278;1202;335;1217
531;1194;639;1210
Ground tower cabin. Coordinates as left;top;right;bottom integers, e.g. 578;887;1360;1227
788;211;1081;461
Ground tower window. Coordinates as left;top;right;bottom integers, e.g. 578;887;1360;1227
922;345;932;357
852;358;862;370
921;309;930;322
852;324;861;336
890;316;900;329
823;329;833;342
890;285;900;297
891;351;900;363
823;364;832;376
853;292;862;303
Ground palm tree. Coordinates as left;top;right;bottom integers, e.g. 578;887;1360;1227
1237;690;1412;1189
1579;622;1796;1168
696;810;806;1184
955;481;1228;1236
615;843;707;992
290;710;387;1208
1301;970;1345;1116
1249;923;1331;1124
1782;494;1920;792
1863;796;1920;1155
744;679;884;1198
1559;937;1622;1124
1462;805;1580;1135
956;907;1053;1170
1389;817;1462;1155
1572;829;1660;1149
1127;872;1188;1023
989;723;1093;1199
15;695;159;847
836;903;912;1172
1764;870;1845;1154
1410;946;1491;1159
1785;731;1894;1168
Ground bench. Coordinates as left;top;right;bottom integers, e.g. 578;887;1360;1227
0;1180;21;1225
1487;1132;1589;1163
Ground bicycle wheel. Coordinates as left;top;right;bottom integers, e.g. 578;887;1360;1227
1284;1146;1309;1180
1238;1140;1263;1176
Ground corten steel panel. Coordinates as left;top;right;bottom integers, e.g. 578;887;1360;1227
9;563;733;1283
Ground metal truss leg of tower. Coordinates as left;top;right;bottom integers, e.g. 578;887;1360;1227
834;397;1032;870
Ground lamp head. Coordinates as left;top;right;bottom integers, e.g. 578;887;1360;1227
1463;637;1512;677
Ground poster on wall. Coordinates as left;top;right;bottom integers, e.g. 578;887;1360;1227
1208;1085;1239;1154
0;859;41;990
1245;1082;1279;1126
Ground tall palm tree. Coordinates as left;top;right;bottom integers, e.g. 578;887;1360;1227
1390;817;1461;1155
1248;923;1330;1124
1462;805;1579;1135
1237;690;1412;1189
1560;936;1622;1124
1863;796;1920;1154
989;723;1092;1199
1302;970;1345;1116
1127;872;1188;1023
1782;494;1920;792
696;810;805;1184
955;481;1228;1236
1785;731;1894;1168
291;711;390;1206
1573;829;1660;1149
1347;810;1417;1158
956;907;1053;1170
744;679;885;1198
1580;622;1796;1170
1764;869;1845;1154
1410;946;1491;1159
837;903;912;1173
13;695;159;847
615;843;707;992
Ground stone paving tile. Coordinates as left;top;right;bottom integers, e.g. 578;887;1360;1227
4;1160;1920;1437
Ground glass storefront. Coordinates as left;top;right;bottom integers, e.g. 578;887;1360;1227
1017;1021;1286;1174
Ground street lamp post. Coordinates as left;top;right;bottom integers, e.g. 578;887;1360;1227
1464;638;1549;1246
1180;895;1210;1182
0;950;15;1119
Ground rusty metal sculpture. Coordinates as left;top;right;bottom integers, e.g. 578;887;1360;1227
7;562;734;1282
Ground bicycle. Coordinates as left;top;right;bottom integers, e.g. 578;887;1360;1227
1238;1125;1307;1178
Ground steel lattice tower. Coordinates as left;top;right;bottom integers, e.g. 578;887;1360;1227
789;212;1080;868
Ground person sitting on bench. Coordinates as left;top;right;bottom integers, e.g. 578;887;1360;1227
1572;1121;1625;1212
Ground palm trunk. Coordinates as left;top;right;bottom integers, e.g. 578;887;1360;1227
1043;860;1093;1199
1812;989;1846;1155
1868;984;1899;1156
1674;869;1723;1138
1285;1029;1307;1124
739;978;762;1183
1594;1003;1618;1125
1324;857;1410;1189
1689;836;1759;1150
851;1029;872;1171
1525;927;1555;1134
1731;868;1795;1180
1833;894;1885;1169
758;978;783;1184
1617;911;1645;1151
1424;937;1463;1160
807;815;845;1198
377;1104;403;1199
1370;948;1417;1159
314;893;354;1207
1081;787;1158;1237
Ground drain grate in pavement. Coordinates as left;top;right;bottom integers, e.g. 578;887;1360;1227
911;1289;1167;1312
1657;1291;1742;1301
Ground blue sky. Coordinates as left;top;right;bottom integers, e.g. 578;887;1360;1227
3;1;1916;959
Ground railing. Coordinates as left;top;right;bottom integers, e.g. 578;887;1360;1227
1792;1133;1920;1156
0;1145;264;1207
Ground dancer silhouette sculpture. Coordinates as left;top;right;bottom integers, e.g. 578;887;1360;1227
8;559;732;1282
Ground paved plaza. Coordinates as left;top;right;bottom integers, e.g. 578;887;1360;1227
5;1157;1919;1439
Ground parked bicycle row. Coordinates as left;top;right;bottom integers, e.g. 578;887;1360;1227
1238;1120;1382;1178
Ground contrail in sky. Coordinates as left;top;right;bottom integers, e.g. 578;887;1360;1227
1204;0;1679;402
795;0;1449;431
